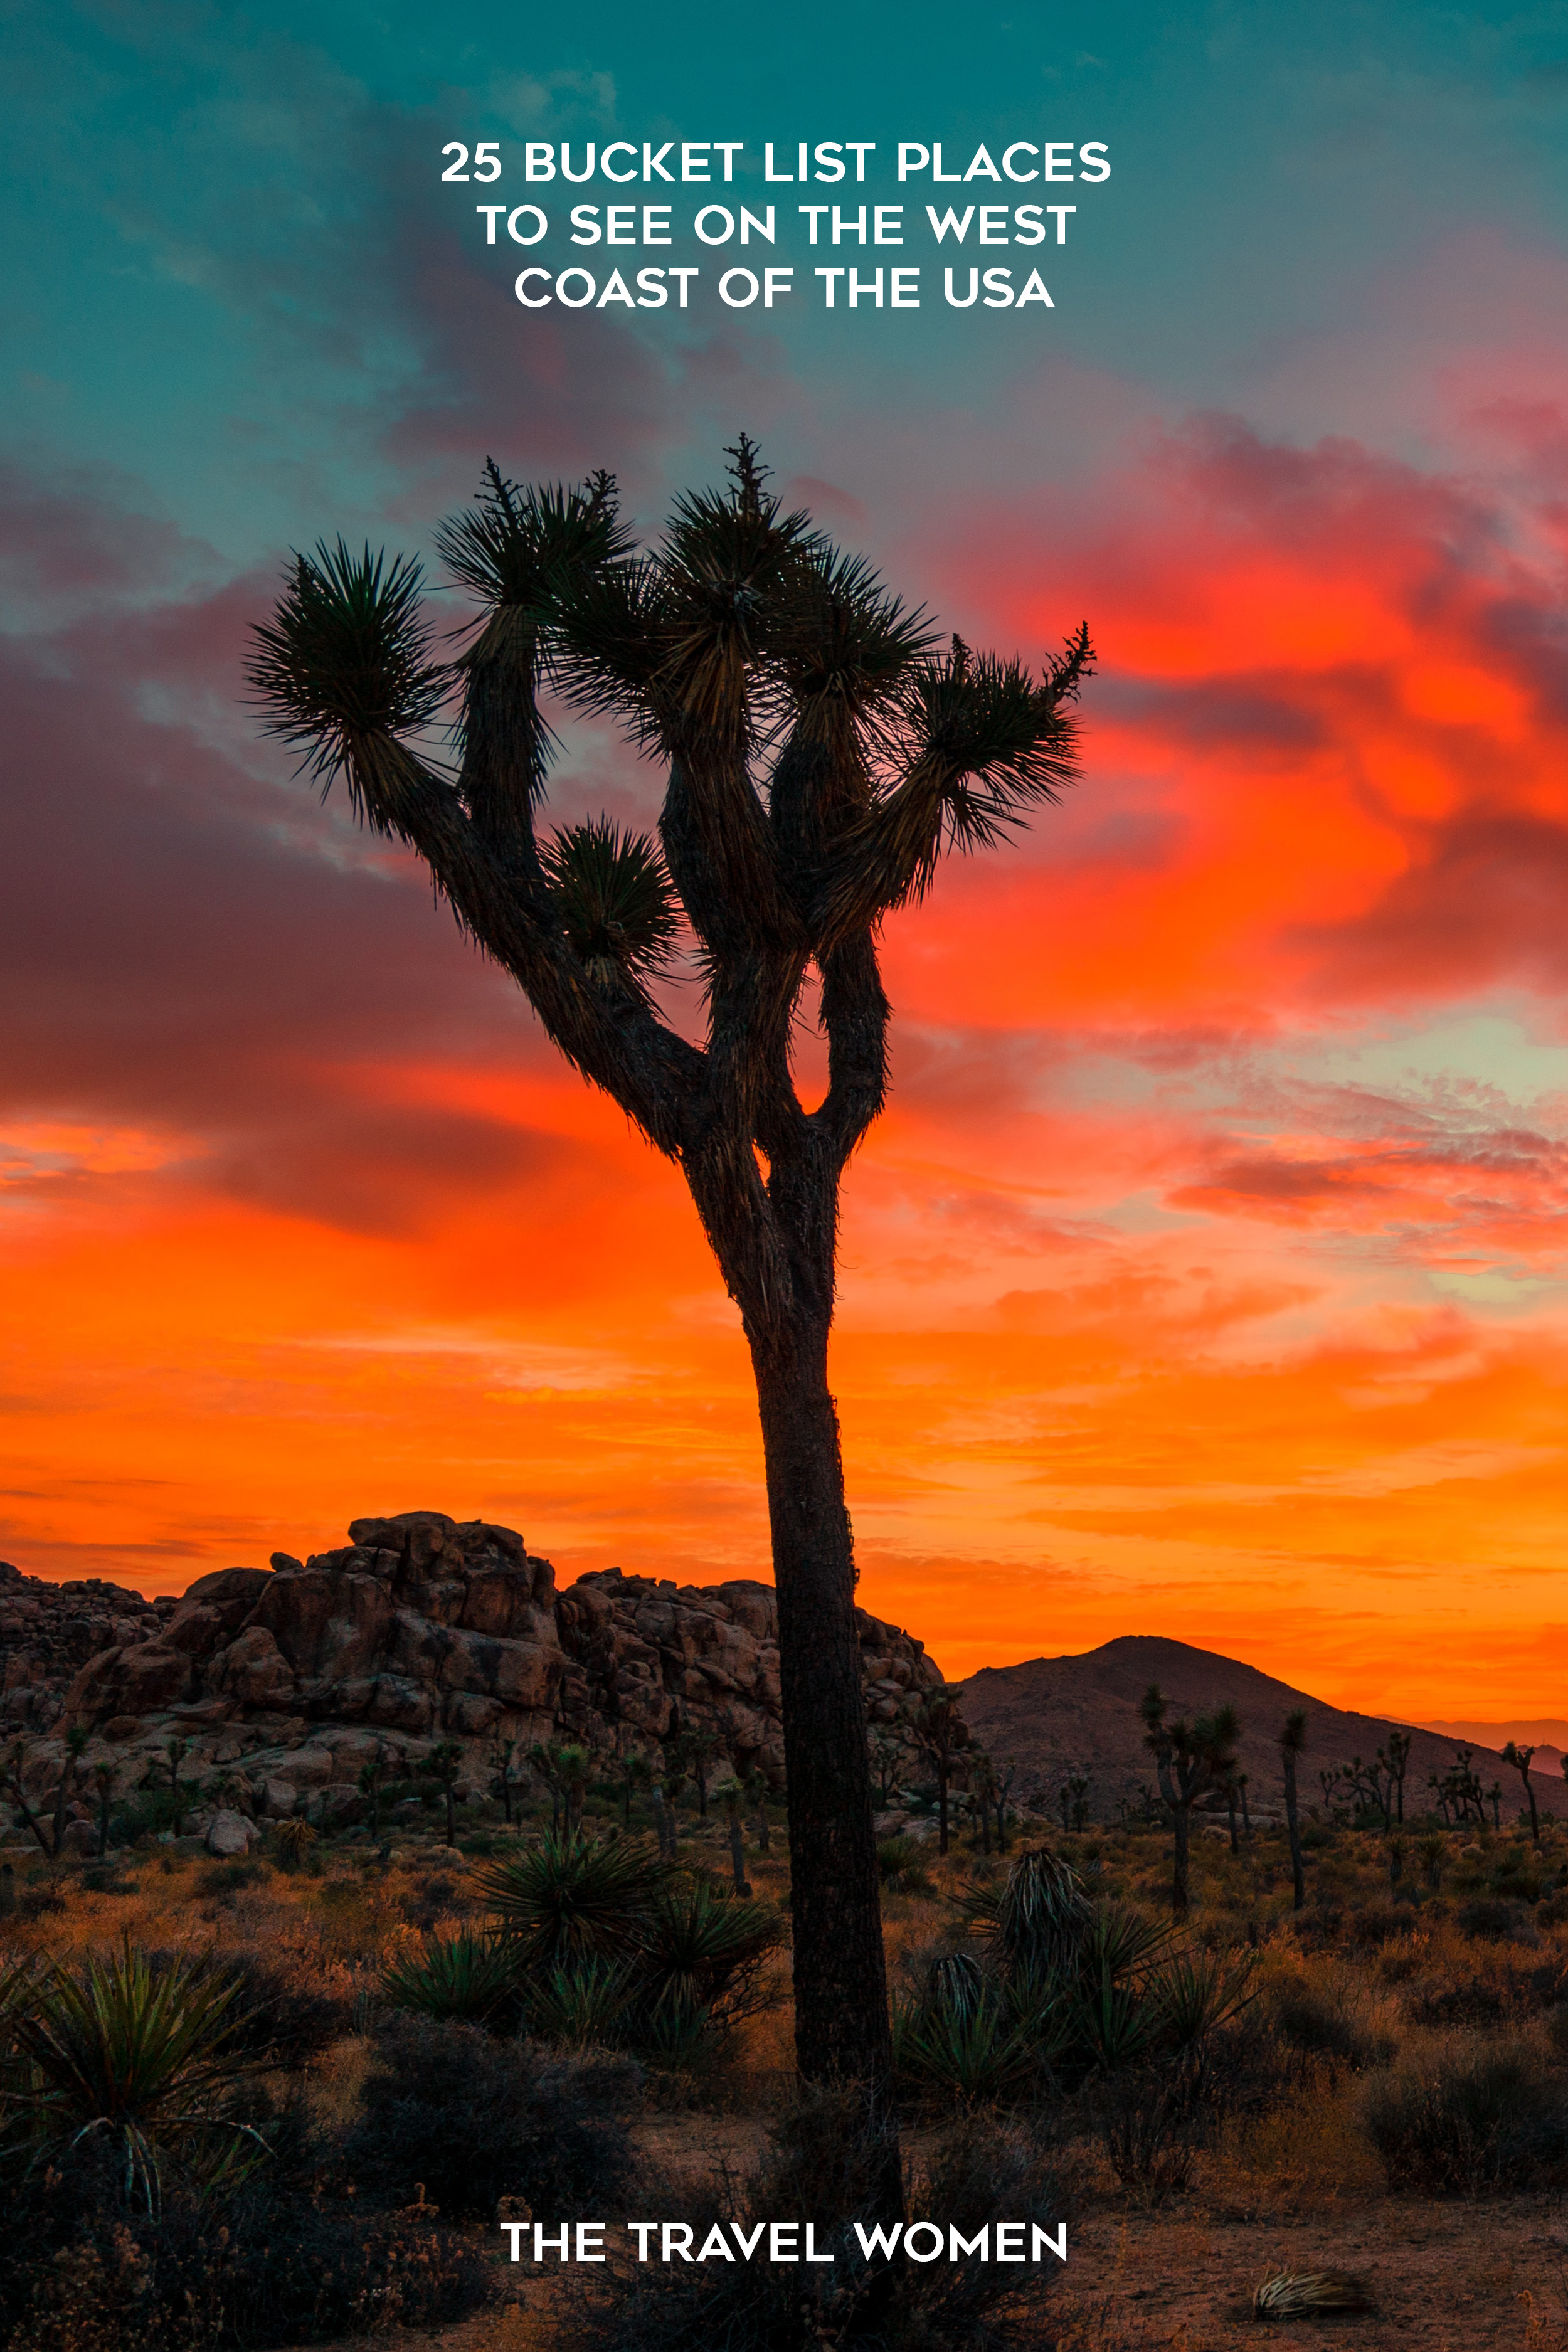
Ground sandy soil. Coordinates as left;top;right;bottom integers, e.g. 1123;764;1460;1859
266;2111;1568;2352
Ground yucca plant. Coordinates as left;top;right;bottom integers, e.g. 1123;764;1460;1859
476;1830;672;1972
1253;2271;1372;2318
524;1957;638;2050
953;1845;1093;1979
1150;1948;1258;2055
248;438;1093;2129
635;1881;783;2026
380;1931;515;2026
892;1994;1047;2104
0;1944;263;2210
272;1816;317;1870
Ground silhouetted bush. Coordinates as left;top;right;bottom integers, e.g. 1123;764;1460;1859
556;2088;1067;2351
1456;1897;1524;1942
1265;1975;1391;2074
341;2013;642;2222
1360;2042;1568;2193
141;1947;353;2069
0;2125;491;2350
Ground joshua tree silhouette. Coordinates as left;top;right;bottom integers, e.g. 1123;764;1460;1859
248;438;1092;2113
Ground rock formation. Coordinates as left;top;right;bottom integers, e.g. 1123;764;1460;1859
2;1512;956;1833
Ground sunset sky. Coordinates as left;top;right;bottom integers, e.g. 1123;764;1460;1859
4;3;1568;1722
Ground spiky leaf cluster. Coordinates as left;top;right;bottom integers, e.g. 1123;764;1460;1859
539;816;682;997
246;542;448;825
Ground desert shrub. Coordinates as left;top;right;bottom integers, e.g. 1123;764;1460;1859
1264;1972;1391;2074
0;2136;490;2350
1361;2040;1568;2193
1348;1903;1420;1946
1212;2070;1385;2218
556;2088;1065;2352
1457;1896;1525;1941
876;1836;934;1895
197;1858;270;1900
108;1791;183;1845
341;2013;641;2222
1094;2069;1198;2204
380;1930;516;2027
79;1865;139;1897
142;1948;352;2070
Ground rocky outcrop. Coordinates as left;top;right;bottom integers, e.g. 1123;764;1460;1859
1;1561;174;1734
1;1513;954;1828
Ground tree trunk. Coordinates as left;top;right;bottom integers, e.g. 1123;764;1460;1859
1171;1804;1192;1920
729;1816;748;1894
1283;1752;1305;1911
752;1328;894;2098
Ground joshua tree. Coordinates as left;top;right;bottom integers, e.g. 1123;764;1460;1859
1502;1741;1540;1846
650;1777;674;1859
247;441;1091;2107
1140;1688;1239;1919
617;1746;653;1830
718;1780;752;1894
553;1743;590;1833
1418;1828;1446;1890
867;1734;903;1807
356;1754;387;1841
528;1740;569;1835
670;1723;722;1820
50;1725;91;1855
427;1740;464;1846
742;1764;773;1851
970;1752;998;1854
490;1735;522;1826
909;1685;967;1856
3;1739;56;1858
1380;1729;1412;1825
92;1759;117;1857
1279;1709;1308;1912
162;1734;189;1794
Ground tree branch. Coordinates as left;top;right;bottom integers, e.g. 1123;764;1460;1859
342;731;707;1157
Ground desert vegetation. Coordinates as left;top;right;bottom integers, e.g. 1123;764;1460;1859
3;1730;1568;2349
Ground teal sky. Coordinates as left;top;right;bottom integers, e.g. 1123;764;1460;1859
8;2;1568;556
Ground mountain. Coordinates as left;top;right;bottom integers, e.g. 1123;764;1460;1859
1423;1720;1567;1775
958;1636;1562;1825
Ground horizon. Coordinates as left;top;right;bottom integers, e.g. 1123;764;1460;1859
4;3;1567;1725
7;1532;1565;1744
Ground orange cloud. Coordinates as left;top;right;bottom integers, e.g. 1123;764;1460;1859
3;398;1567;1726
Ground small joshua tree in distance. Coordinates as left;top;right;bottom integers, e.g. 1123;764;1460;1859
1140;1685;1239;1920
1502;1740;1540;1846
1279;1708;1308;1912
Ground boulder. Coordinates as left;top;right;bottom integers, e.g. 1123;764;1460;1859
13;1508;961;1800
205;1808;259;1857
